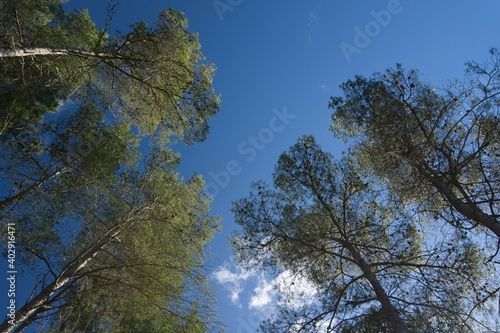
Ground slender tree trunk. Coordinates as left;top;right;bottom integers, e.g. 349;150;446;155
310;176;409;332
0;167;68;210
0;47;160;93
416;163;500;238
346;244;410;333
0;47;118;59
399;111;500;237
0;224;122;333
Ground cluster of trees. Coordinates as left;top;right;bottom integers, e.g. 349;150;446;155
0;1;221;332
2;1;499;332
232;49;500;332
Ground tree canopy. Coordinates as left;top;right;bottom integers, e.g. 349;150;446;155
1;156;220;332
0;1;221;332
329;50;500;241
0;0;219;144
231;136;498;333
231;50;500;332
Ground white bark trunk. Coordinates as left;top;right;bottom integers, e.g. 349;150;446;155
0;225;122;333
0;48;69;57
0;47;121;60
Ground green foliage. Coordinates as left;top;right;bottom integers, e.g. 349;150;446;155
43;164;220;333
0;0;103;134
0;0;100;49
0;1;221;332
1;140;221;331
231;135;497;333
104;9;220;143
324;50;500;332
0;1;219;144
329;51;500;239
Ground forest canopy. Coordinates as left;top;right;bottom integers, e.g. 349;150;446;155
0;1;221;332
1;1;500;332
232;50;500;332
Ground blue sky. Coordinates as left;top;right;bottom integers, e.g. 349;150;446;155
4;1;500;332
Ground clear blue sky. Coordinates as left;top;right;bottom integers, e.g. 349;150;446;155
7;1;500;332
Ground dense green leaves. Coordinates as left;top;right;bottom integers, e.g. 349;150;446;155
329;51;500;239
0;1;219;143
232;136;497;332
98;8;220;143
0;1;221;332
38;166;220;333
0;138;221;332
322;50;500;331
0;0;103;134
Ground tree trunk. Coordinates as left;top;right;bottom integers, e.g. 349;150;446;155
0;47;126;61
0;224;122;333
0;167;69;210
347;244;410;333
311;178;410;332
416;163;500;238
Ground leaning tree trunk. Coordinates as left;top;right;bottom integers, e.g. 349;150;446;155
415;162;500;239
0;167;70;210
0;224;123;333
346;243;410;333
313;185;410;333
0;47;122;60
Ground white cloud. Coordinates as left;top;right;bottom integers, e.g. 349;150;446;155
214;263;319;317
248;269;319;312
249;275;275;310
213;265;253;305
275;270;318;309
319;84;329;91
